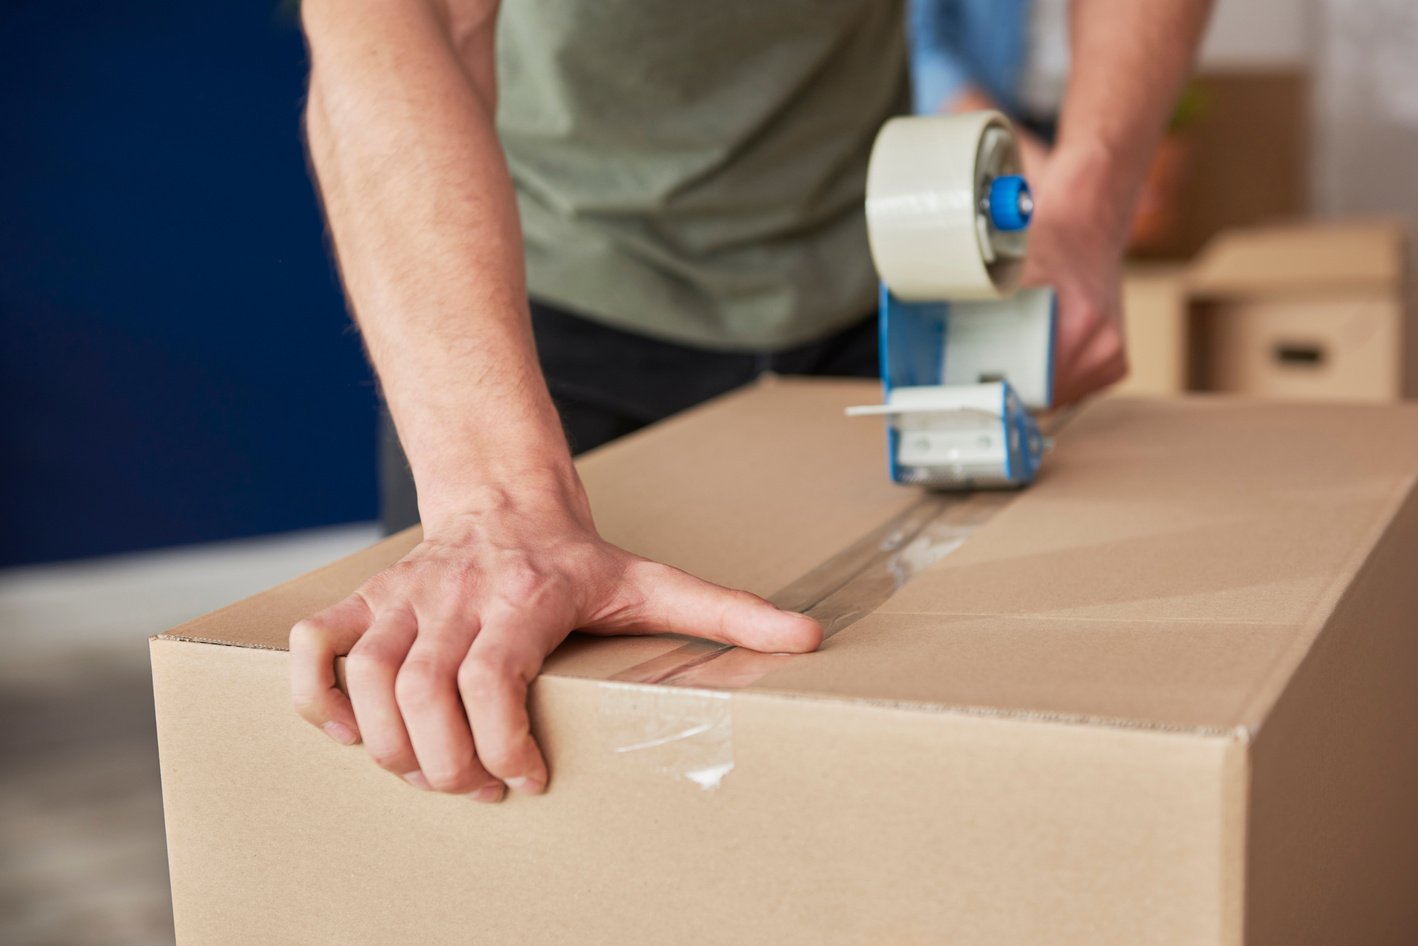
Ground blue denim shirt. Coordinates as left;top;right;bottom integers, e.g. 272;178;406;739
909;0;1031;115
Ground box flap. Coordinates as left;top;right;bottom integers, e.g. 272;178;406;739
1188;219;1407;298
161;379;1418;735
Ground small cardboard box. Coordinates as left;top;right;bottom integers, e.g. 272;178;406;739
1190;220;1410;401
152;379;1418;945
1119;220;1411;401
1117;263;1190;396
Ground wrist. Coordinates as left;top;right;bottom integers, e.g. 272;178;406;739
1038;138;1138;248
388;373;584;530
417;463;591;537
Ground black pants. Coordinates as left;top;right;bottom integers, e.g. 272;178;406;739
380;299;879;533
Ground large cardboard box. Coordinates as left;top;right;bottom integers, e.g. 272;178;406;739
152;379;1418;945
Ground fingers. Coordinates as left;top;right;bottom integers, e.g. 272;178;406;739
1056;319;1127;405
292;536;814;804
344;608;421;783
396;612;502;798
290;594;373;746
611;561;823;654
458;632;549;795
1050;290;1107;385
1041;272;1128;406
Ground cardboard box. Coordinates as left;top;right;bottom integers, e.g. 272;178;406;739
1130;69;1309;261
1117;220;1411;401
152;379;1418;945
1116;264;1190;396
1190;220;1410;400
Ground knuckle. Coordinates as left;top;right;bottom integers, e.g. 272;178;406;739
477;738;524;776
290;690;323;719
359;569;397;600
436;560;479;597
345;642;398;677
493;561;550;610
288;618;325;651
478;749;515;776
366;744;409;772
394;658;446;707
457;652;505;694
423;761;473;793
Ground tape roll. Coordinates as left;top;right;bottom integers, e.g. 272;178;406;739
865;111;1028;301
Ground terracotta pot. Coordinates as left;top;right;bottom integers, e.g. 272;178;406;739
1128;133;1192;252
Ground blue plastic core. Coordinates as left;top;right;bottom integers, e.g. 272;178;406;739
987;175;1032;232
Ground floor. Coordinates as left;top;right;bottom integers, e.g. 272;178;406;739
0;524;380;946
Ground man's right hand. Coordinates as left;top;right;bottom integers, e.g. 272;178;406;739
289;482;822;802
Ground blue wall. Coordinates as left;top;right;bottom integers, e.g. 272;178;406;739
1;1;378;566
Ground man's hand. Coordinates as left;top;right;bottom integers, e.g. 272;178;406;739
289;484;821;802
293;0;815;804
1019;143;1130;405
1022;0;1214;404
943;87;1126;405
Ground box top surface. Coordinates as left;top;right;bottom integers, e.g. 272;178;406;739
1188;219;1407;297
162;378;1418;734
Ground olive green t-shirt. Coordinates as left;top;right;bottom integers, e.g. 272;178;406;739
496;1;909;351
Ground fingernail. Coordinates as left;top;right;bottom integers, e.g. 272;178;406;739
323;721;358;745
506;776;545;795
402;771;432;791
466;783;505;804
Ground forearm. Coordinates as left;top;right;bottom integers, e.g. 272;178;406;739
302;0;577;526
1056;0;1213;236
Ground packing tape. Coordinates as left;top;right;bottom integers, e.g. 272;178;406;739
597;685;734;791
596;409;1079;788
865;111;1027;301
594;493;1004;791
609;490;1014;691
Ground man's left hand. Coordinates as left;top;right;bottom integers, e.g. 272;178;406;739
1019;143;1132;406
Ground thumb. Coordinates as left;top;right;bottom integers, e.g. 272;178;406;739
602;561;823;654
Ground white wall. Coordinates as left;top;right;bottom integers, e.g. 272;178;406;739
1309;0;1418;328
1310;0;1418;215
1199;0;1314;68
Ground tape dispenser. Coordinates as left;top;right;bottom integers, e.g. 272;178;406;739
847;112;1056;489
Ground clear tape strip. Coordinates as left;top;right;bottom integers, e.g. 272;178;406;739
597;407;1078;787
597;684;735;790
610;490;1015;690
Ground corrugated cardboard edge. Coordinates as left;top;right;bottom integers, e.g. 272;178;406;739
153;526;421;652
1242;476;1418;944
1233;475;1418;729
152;635;1260;744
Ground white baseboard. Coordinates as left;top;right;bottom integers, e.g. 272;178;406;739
0;523;382;668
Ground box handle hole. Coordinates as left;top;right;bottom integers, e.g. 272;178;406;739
1273;342;1326;367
